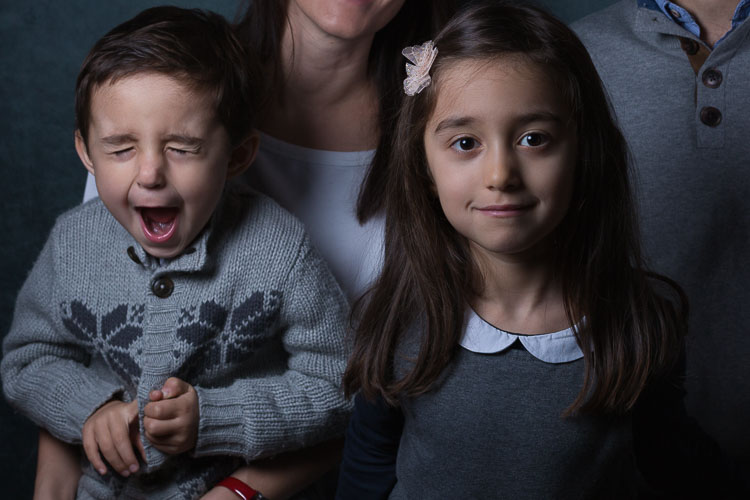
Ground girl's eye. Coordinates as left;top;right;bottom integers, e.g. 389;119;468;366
519;133;549;147
451;137;479;152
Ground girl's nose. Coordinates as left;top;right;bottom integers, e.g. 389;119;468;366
484;150;521;191
136;154;166;189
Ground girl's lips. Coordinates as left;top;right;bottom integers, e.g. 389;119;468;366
476;203;534;216
139;207;179;243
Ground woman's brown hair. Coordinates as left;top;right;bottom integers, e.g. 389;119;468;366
343;1;687;416
234;0;458;222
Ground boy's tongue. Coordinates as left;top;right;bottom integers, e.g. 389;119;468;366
140;207;178;241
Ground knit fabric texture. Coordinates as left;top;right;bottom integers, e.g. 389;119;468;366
2;186;352;499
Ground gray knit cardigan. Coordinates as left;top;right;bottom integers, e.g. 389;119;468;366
1;186;352;499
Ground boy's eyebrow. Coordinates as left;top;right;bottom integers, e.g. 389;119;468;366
163;134;204;146
99;134;137;146
98;134;205;146
432;111;563;134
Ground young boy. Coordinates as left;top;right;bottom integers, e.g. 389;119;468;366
1;7;351;498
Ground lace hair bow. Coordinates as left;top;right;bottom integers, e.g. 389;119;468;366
402;40;438;96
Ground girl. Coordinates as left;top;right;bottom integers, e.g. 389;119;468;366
338;2;740;498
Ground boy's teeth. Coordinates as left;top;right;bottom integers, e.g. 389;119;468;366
141;207;178;237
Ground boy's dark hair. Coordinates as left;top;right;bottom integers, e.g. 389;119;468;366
76;6;260;146
343;1;686;416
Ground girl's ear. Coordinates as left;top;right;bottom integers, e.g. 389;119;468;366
227;131;260;179
75;130;96;176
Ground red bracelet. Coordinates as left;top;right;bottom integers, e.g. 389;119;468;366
216;477;264;500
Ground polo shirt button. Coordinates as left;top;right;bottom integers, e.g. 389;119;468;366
152;277;174;298
700;106;722;127
702;68;722;88
678;38;699;55
669;8;681;18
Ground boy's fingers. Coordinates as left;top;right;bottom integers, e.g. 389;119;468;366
143;415;179;439
95;427;127;476
109;419;139;475
160;377;189;399
149;389;164;402
151;441;180;454
82;425;107;475
144;397;183;420
130;417;147;462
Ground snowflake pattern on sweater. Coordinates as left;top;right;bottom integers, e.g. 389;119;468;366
61;301;144;383
2;188;352;499
176;292;282;384
58;292;284;390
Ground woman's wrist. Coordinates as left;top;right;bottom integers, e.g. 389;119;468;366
216;476;268;500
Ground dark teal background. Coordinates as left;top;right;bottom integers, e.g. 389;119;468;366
0;1;616;496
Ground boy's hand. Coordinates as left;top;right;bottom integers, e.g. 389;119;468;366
82;399;145;477
143;377;199;455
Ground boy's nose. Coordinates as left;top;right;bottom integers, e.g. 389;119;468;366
136;154;166;189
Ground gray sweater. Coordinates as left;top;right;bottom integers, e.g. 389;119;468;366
573;1;750;472
389;343;635;498
1;186;352;499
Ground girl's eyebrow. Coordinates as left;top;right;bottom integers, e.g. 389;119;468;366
432;111;563;134
433;116;476;134
515;111;563;127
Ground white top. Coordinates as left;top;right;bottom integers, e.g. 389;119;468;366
459;309;583;363
84;133;383;300
241;134;383;301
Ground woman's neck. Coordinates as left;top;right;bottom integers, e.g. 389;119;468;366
471;247;570;335
260;11;379;151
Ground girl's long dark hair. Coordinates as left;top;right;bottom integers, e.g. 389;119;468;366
343;1;687;416
234;0;457;222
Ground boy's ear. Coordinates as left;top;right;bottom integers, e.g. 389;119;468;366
74;130;96;175
227;131;260;179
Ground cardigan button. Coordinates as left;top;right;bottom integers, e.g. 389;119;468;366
699;106;722;127
127;246;142;265
151;277;174;298
702;68;722;88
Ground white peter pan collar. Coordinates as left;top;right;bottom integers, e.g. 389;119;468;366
459;309;583;364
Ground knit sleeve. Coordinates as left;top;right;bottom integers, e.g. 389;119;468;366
1;223;125;444
192;236;352;459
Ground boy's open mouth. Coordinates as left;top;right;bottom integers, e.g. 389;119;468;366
139;207;179;243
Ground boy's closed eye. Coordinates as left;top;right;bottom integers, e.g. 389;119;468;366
167;146;200;156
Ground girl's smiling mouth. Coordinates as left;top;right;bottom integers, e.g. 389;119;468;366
139;207;179;243
475;203;535;217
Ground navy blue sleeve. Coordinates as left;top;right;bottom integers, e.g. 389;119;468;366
335;393;404;500
633;349;750;498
